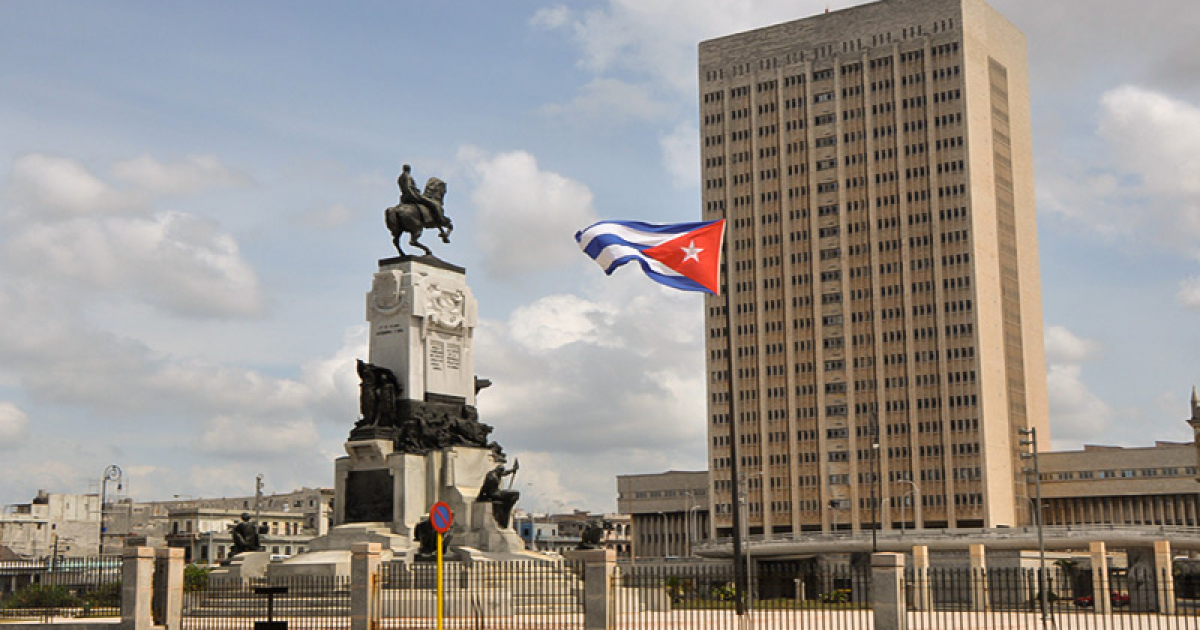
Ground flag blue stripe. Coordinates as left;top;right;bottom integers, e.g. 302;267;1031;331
575;219;721;295
579;232;650;260
602;253;710;293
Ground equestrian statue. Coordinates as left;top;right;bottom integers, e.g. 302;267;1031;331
385;164;453;257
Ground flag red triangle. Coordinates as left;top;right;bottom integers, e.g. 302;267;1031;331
643;220;725;294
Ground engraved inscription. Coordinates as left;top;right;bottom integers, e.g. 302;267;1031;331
429;341;445;371
447;344;461;370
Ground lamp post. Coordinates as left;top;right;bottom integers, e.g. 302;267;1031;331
1019;427;1051;624
870;439;880;553
99;465;123;555
897;479;922;533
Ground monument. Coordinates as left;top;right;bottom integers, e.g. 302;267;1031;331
273;165;527;578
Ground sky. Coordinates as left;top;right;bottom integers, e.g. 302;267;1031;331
1;0;1198;515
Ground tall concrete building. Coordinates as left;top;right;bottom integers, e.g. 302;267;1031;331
699;0;1048;537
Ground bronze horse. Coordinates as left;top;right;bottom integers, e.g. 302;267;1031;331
385;177;453;257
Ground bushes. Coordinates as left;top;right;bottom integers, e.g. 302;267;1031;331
185;564;212;593
81;581;122;610
3;584;80;609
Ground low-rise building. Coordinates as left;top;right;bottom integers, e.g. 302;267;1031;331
164;508;312;564
617;471;710;559
0;491;101;559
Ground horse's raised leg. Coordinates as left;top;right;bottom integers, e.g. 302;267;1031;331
411;233;432;257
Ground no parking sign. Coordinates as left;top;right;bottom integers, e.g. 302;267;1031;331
429;501;453;630
430;501;453;533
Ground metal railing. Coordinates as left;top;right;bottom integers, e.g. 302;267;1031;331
0;555;123;622
182;575;352;630
907;566;1200;630
613;561;873;630
378;559;586;629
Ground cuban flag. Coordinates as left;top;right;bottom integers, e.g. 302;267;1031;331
575;219;726;295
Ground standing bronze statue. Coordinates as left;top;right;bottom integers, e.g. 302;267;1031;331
386;164;453;257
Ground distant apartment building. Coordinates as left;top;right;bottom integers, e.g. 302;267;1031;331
164;508;312;564
0;491;100;559
699;0;1048;538
617;471;711;558
515;511;632;556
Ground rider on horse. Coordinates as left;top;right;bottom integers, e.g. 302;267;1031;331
398;164;449;242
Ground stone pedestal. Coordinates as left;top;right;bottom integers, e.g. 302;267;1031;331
210;551;270;586
366;256;478;407
274;255;526;579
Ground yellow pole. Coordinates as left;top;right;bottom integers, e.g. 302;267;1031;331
437;531;444;630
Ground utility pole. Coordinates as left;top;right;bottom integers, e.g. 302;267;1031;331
1019;427;1051;625
254;474;265;523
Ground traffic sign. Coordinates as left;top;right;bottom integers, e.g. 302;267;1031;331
430;501;453;533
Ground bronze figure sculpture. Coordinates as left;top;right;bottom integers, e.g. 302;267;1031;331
229;513;264;556
476;463;520;528
386;164;453;257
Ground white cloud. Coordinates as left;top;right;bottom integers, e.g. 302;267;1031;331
3;212;265;318
198;415;321;458
1043;326;1112;449
541;78;671;123
0;402;30;449
660;122;700;189
474;281;707;510
529;5;571;30
0;155;266;319
544;0;831;94
110;154;252;196
508;294;619;352
1044;325;1100;364
5;153;145;219
1094;86;1200;255
1179;275;1200;311
459;147;598;278
1047;364;1115;448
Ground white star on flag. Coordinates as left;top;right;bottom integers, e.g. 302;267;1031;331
681;241;703;262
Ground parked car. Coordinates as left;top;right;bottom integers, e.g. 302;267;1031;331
1074;592;1130;608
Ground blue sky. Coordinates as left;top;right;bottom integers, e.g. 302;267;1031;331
1;0;1198;513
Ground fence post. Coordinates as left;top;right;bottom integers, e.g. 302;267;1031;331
154;547;185;630
574;548;616;630
121;546;155;630
1089;541;1110;615
968;543;989;611
351;542;382;630
911;545;931;611
1154;540;1175;615
872;552;907;630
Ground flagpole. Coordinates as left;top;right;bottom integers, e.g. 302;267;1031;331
721;226;747;616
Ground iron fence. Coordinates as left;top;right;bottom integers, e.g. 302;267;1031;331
182;575;351;630
908;566;1200;630
378;559;586;629
0;555;123;622
613;561;873;630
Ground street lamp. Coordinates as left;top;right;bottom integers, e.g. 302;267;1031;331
99;465;123;555
1019;427;1051;624
897;479;922;533
870;438;880;553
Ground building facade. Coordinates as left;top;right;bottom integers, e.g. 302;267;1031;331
0;491;101;559
699;0;1049;538
617;471;711;558
164;508;313;564
1040;393;1200;528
